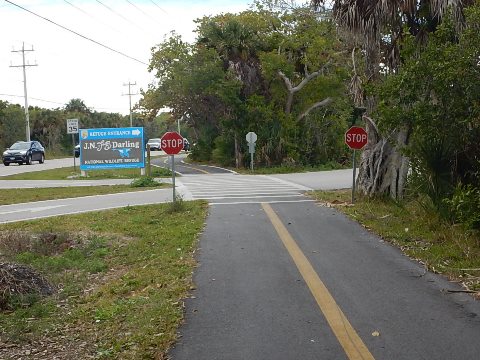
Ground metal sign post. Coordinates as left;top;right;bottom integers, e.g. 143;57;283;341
160;131;184;204
345;126;368;204
171;155;176;203
351;150;356;203
246;131;257;172
67;118;79;171
72;134;76;171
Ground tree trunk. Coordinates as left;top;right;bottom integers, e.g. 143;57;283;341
357;116;410;199
234;133;243;169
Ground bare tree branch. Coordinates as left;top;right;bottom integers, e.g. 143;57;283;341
278;59;332;114
296;97;332;121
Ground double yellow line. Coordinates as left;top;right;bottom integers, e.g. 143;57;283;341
262;203;375;360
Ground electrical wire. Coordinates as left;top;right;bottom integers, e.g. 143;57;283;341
0;93;65;105
62;0;125;36
125;0;163;25
94;0;146;32
4;0;148;66
149;0;168;15
63;0;92;18
0;93;126;112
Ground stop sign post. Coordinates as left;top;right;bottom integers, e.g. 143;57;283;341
161;131;184;203
246;131;257;171
345;126;368;204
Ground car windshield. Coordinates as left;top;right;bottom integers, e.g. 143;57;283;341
9;142;30;150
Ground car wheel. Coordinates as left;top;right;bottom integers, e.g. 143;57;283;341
3;162;9;166
25;155;32;165
39;154;45;164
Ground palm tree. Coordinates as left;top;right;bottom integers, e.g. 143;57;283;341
65;98;91;115
198;17;266;167
311;0;474;199
198;18;263;97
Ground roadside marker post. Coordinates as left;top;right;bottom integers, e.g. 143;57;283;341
66;118;79;171
344;126;368;203
160;131;184;203
246;131;257;172
146;146;151;177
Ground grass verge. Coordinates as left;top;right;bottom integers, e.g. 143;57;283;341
310;190;480;296
2;166;172;180
0;201;208;359
0;184;169;206
233;162;348;174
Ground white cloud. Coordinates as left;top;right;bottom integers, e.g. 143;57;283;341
0;0;252;114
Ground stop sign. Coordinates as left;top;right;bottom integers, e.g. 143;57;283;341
160;131;184;155
345;126;368;150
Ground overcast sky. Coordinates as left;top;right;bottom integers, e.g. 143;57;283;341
0;0;252;115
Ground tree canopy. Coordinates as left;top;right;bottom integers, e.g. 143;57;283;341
142;4;353;167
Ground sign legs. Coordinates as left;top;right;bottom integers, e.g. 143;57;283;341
171;155;176;203
351;150;356;204
72;134;76;172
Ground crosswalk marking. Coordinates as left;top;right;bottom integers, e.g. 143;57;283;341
177;174;311;203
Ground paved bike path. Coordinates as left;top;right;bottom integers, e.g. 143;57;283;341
170;201;480;360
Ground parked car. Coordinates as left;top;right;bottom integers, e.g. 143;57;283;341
183;138;190;152
146;138;161;151
74;144;80;158
2;141;45;166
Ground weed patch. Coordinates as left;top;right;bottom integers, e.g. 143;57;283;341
0;201;207;359
130;176;162;188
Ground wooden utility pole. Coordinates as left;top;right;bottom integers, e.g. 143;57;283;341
10;42;37;142
123;81;138;127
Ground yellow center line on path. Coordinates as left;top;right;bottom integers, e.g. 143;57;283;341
261;203;375;360
178;164;211;174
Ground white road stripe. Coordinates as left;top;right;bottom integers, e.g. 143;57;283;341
0;204;66;215
210;199;316;205
192;194;305;200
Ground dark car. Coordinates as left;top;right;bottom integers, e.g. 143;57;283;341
74;144;80;158
183;138;190;152
2;141;45;166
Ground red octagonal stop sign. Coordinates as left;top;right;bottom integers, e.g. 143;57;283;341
345;126;368;150
161;131;184;155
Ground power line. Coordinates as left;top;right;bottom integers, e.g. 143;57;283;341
149;0;168;15
0;93;65;105
95;0;146;32
125;0;163;25
0;93;127;112
4;0;148;66
63;0;92;18
63;0;124;35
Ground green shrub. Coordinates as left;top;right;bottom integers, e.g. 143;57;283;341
445;184;480;230
130;176;161;188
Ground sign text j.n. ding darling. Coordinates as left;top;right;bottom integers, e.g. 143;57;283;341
79;127;145;170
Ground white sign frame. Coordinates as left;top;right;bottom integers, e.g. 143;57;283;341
67;119;79;134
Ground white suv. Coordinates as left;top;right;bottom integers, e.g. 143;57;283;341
146;138;161;151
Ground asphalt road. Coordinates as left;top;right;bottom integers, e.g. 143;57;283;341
0;157;75;177
0;188;173;223
151;153;235;175
170;202;480;360
2;156;478;359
